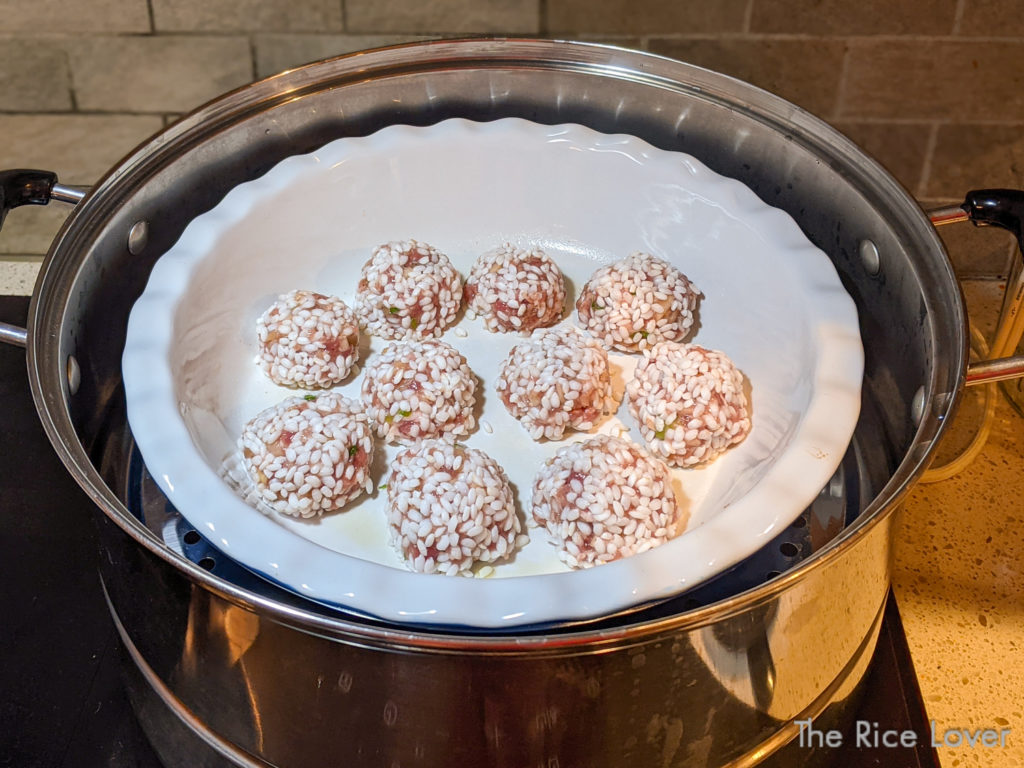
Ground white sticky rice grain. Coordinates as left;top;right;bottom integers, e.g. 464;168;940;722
256;290;360;388
355;239;462;339
360;339;476;444
531;434;681;568
496;326;616;441
464;243;566;334
576;251;699;352
238;392;374;518
385;440;526;576
627;342;751;467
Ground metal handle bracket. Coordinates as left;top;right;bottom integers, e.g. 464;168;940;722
930;189;1024;387
0;322;27;348
0;168;87;349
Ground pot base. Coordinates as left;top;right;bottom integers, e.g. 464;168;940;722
112;598;267;768
107;577;885;768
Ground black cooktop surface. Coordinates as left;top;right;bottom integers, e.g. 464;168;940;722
0;296;939;768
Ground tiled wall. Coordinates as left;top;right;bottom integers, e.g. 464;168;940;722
1;0;1022;277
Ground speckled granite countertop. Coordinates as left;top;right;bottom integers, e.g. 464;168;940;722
0;260;42;296
1;261;1021;767
895;396;1024;768
894;280;1024;768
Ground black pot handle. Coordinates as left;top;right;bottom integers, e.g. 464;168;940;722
942;189;1024;386
0;169;57;348
0;169;87;348
0;169;58;231
962;188;1024;256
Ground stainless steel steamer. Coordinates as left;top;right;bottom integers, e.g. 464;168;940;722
2;40;1021;767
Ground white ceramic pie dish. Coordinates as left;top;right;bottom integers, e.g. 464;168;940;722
122;117;863;628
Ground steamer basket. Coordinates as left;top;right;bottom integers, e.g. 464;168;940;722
23;40;964;766
128;438;862;632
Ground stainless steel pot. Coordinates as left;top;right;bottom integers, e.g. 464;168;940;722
2;39;1023;768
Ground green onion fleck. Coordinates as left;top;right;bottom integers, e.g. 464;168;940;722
398;409;412;417
303;394;317;401
410;318;419;330
638;330;649;339
348;445;359;457
591;301;603;311
384;414;394;424
389;306;401;315
378;483;388;491
654;420;676;440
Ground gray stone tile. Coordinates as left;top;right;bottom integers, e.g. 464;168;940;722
956;0;1024;36
0;114;162;256
346;0;539;34
960;278;1007;339
937;218;1015;278
0;115;165;184
254;34;430;78
922;122;1021;276
842;40;1024;120
0;259;43;295
0;206;68;256
830;121;930;195
647;38;846;119
0;0;150;33
68;36;254;113
546;0;746;35
0;39;72;111
925;123;1024;200
152;0;342;32
750;0;955;34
